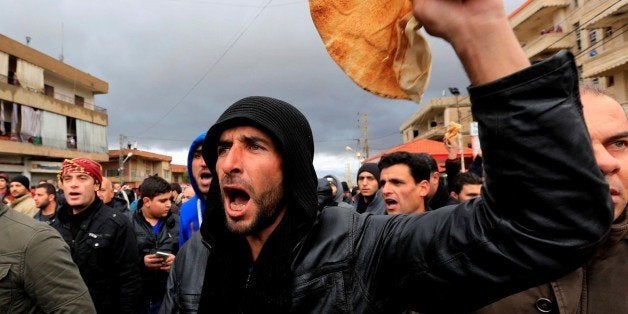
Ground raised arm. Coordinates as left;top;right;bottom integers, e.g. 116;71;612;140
412;0;529;85
355;0;612;312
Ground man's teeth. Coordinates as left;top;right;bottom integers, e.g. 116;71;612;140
230;203;245;210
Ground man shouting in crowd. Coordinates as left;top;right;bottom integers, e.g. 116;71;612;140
161;0;613;312
52;158;141;313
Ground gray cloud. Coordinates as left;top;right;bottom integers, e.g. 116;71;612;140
1;0;525;181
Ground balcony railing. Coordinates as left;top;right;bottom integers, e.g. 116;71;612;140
510;0;571;29
582;0;628;29
0;134;107;154
524;31;573;59
0;74;107;113
582;38;628;77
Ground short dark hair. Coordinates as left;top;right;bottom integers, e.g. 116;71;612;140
170;182;182;194
451;172;483;194
140;176;172;200
580;84;612;97
36;182;57;199
416;153;439;173
378;151;432;184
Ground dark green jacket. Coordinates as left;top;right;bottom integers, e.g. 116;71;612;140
0;205;95;313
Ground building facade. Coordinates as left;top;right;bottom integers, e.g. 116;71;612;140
399;96;473;145
0;34;109;184
170;164;188;184
509;0;627;109
102;149;177;188
400;0;626;147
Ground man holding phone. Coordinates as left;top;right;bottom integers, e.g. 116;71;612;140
131;176;179;314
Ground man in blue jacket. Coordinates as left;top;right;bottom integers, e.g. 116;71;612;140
179;132;211;246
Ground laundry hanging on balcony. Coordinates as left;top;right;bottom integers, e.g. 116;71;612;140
19;105;41;143
0;100;5;135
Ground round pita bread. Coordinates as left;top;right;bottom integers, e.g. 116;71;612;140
310;0;431;103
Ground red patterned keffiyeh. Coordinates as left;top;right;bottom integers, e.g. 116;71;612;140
58;158;103;185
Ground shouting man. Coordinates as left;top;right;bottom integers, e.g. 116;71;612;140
162;0;613;311
51;158;141;313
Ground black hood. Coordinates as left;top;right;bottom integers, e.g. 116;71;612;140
197;96;319;311
200;96;318;239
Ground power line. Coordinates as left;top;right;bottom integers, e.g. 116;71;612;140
520;0;625;60
133;0;274;137
574;23;627;59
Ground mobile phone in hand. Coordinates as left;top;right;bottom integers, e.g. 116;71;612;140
155;251;170;260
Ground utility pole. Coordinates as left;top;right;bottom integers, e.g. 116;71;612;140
118;134;126;184
449;87;465;172
358;113;369;158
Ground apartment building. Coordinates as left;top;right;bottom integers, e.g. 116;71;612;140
399;96;473;145
102;148;176;188
510;0;627;108
399;0;626;147
170;164;188;183
0;34;109;184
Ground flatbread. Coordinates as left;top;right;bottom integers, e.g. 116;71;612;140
310;0;431;103
444;121;462;145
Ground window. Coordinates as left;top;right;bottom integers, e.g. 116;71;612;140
604;27;613;38
577;65;583;82
75;95;84;107
66;117;77;149
573;0;578;7
8;55;17;85
44;84;54;97
607;76;615;87
163;170;171;180
589;29;597;46
105;169;118;177
574;22;582;51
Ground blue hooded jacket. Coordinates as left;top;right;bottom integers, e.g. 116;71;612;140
179;132;206;247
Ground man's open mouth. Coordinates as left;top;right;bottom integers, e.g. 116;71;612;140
385;199;398;206
199;171;212;185
224;187;251;211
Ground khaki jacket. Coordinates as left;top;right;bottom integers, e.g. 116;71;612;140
475;212;628;313
0;205;95;313
9;193;38;218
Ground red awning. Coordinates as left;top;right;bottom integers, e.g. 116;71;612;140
363;138;474;171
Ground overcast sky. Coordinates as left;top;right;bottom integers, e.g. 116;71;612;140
1;0;524;183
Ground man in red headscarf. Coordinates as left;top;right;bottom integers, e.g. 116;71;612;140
51;157;142;313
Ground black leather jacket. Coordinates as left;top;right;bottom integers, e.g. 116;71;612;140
132;209;180;300
160;51;612;313
52;199;142;313
161;232;209;313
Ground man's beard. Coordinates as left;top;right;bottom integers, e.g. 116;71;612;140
37;199;50;209
223;178;285;236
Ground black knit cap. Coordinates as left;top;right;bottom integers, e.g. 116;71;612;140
10;175;30;189
202;96;318;221
357;163;380;187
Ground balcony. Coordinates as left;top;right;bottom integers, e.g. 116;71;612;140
0;79;108;125
0;137;108;162
510;0;571;33
582;36;628;77
524;31;573;59
582;0;628;29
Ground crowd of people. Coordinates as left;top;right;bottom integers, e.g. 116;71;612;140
0;0;626;313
